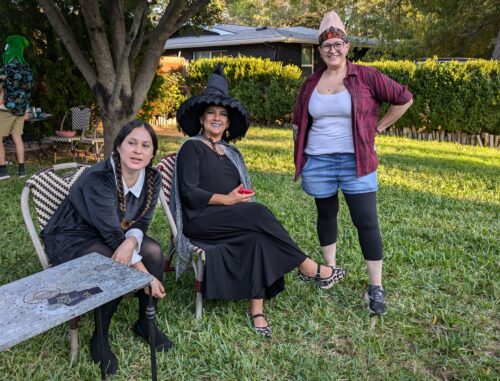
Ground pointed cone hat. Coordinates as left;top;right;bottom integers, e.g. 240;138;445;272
318;11;348;43
176;64;250;141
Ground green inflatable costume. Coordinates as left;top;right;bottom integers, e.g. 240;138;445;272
3;35;29;65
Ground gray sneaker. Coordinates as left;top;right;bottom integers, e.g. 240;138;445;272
364;285;387;315
0;166;10;181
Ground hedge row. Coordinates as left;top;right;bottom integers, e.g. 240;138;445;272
361;59;500;134
140;71;187;120
186;57;303;125
146;57;499;134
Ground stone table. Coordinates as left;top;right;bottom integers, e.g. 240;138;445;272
0;252;157;380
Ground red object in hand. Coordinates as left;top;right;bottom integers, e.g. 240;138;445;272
238;188;254;194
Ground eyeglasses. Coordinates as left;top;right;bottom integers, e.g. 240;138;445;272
320;42;345;52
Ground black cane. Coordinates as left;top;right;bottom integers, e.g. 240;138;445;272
147;285;157;381
95;307;106;381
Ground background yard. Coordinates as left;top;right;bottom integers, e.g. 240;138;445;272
0;127;498;380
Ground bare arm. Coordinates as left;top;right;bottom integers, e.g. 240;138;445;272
375;98;413;133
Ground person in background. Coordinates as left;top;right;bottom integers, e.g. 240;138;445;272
0;34;33;180
292;11;413;315
171;65;344;338
42;121;172;376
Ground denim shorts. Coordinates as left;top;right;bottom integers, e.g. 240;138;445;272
301;153;378;198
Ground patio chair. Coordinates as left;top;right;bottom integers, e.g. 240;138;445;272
156;153;206;320
48;106;103;163
79;117;104;162
21;162;90;363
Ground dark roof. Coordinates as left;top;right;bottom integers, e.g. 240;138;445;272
164;24;376;50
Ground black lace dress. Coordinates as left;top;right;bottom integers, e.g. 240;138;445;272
177;140;307;300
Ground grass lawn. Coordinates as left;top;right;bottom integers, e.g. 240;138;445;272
0;127;498;380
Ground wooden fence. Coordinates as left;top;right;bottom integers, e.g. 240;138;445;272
149;115;177;127
382;127;500;149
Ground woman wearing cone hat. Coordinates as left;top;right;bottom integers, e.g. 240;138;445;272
292;11;414;315
171;65;344;337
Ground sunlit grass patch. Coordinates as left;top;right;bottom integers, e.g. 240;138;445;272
0;127;498;380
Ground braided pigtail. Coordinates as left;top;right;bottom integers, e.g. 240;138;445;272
135;166;154;221
113;153;132;230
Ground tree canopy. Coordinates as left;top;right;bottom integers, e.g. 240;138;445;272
224;0;500;59
1;1;224;153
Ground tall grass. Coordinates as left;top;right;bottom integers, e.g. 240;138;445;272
0;128;498;380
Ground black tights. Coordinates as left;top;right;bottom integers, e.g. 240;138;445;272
82;236;164;333
314;192;383;261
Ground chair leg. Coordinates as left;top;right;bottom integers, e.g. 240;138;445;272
52;143;57;164
163;244;175;273
69;317;80;365
195;256;204;321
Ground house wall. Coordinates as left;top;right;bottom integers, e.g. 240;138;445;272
164;43;305;67
163;43;346;76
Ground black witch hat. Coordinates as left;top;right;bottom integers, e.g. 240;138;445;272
176;64;250;141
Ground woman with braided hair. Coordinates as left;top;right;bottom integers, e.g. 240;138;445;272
42;120;171;376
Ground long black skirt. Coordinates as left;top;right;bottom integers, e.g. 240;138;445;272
183;202;307;300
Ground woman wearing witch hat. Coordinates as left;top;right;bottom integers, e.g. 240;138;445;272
171;65;346;337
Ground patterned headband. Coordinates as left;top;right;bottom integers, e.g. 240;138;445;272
318;27;348;44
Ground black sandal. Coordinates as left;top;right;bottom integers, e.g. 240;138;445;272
246;310;272;338
298;264;346;290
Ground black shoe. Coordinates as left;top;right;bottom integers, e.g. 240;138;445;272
0;166;10;181
246;309;272;338
90;332;118;376
17;164;25;178
132;320;174;352
364;285;387;315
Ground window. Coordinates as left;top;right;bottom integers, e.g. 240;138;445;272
301;45;314;76
193;51;226;60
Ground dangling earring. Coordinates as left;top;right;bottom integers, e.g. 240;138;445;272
225;129;230;138
199;125;204;135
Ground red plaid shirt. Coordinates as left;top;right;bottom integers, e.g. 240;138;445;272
292;60;413;179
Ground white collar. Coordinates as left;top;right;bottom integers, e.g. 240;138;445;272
109;158;145;198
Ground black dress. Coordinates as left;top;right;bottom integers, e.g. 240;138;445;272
177;140;307;300
42;159;161;265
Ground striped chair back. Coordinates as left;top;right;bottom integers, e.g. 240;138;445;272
26;164;89;228
156;153;176;204
21;163;89;270
70;106;91;132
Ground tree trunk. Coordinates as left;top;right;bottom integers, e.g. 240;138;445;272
40;0;211;159
101;115;131;158
492;30;500;59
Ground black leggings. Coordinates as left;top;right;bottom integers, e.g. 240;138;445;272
314;192;383;261
82;236;164;326
82;236;164;280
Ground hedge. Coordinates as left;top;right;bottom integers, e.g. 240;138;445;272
147;57;499;135
360;58;500;134
140;71;187;121
186;56;303;125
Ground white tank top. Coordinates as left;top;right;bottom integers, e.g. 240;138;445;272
305;88;354;155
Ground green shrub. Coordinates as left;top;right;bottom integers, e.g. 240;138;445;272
140;71;187;120
186;56;303;125
359;58;500;134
